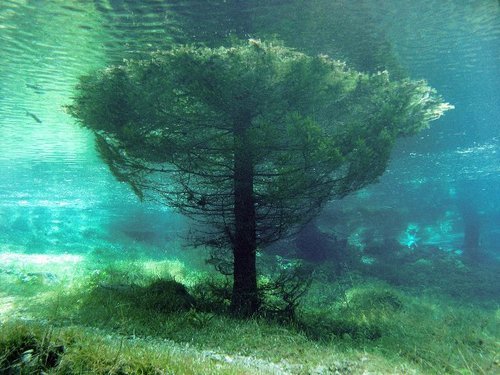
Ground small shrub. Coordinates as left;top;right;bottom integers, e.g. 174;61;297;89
190;277;233;313
259;262;313;322
182;308;216;329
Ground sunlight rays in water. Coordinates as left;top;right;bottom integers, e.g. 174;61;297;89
0;251;85;284
0;252;84;267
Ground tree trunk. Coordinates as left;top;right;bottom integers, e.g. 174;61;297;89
460;202;481;263
231;116;259;317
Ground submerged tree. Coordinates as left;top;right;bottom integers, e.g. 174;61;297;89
68;40;452;316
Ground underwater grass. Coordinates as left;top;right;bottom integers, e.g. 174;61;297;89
0;320;277;374
299;281;499;374
1;251;498;374
0;317;412;374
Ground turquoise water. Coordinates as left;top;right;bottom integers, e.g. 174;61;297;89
0;2;499;373
0;0;500;262
0;1;498;265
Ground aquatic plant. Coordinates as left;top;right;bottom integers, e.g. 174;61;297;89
0;321;255;374
68;39;452;316
259;261;314;321
0;323;64;373
1;254;498;374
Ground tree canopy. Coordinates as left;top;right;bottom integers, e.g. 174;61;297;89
68;40;452;315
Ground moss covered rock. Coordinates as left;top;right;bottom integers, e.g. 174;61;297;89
140;279;195;313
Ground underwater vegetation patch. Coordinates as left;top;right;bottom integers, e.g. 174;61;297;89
1;253;498;374
359;244;500;303
97;278;196;313
297;286;405;342
0;321;265;375
0;323;64;374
